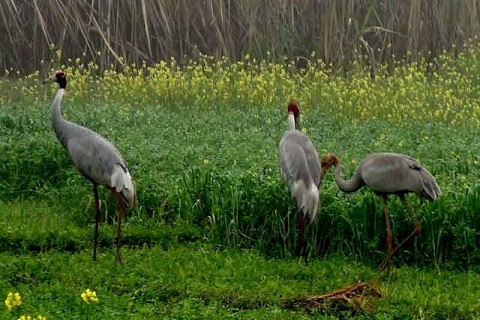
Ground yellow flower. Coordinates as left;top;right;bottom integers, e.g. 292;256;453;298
5;291;22;311
18;316;46;320
203;159;209;165
81;289;99;304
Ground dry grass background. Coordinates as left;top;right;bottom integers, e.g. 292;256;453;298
0;0;479;73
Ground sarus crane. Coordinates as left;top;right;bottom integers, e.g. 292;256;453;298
278;102;321;262
45;70;136;264
320;152;441;271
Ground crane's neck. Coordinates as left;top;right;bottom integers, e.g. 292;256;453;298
288;113;302;131
333;162;363;193
51;88;69;148
287;113;295;131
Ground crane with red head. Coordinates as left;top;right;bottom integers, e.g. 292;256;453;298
45;70;136;264
278;101;322;263
321;152;441;271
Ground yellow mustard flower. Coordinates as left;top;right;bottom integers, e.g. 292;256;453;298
5;291;22;311
18;316;46;320
81;289;99;304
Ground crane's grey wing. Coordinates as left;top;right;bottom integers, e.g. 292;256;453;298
361;153;412;192
361;153;441;199
66;129;126;187
399;154;442;200
303;139;321;187
279;131;317;188
279;138;302;187
279;131;320;221
66;129;136;206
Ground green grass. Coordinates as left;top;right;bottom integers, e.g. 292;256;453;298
0;202;479;319
0;98;479;317
1;51;480;317
1;94;479;268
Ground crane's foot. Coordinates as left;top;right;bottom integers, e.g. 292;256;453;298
115;250;123;265
299;246;309;266
303;254;309;266
376;257;391;273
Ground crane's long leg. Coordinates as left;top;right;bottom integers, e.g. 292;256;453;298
112;191;125;264
93;184;101;262
297;208;308;265
378;195;393;272
391;195;422;257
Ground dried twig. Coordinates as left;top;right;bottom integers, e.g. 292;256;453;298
280;281;381;316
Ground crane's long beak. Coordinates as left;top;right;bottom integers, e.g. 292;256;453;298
294;115;301;131
321;167;328;179
41;75;54;84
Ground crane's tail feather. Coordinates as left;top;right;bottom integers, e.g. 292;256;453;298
111;164;136;207
420;169;442;201
292;181;319;223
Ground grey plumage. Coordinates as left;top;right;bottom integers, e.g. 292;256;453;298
278;102;321;261
323;152;441;200
47;70;135;264
279;130;321;221
321;152;441;271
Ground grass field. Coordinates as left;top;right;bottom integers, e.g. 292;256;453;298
0;203;480;319
1;46;480;318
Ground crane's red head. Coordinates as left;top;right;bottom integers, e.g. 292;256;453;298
42;69;67;88
320;153;339;169
287;101;301;130
53;69;65;81
320;153;339;179
287;101;300;118
50;69;67;89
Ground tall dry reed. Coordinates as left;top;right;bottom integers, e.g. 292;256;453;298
0;0;479;73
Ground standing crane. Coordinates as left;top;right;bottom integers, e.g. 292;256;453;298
45;70;136;264
320;152;441;271
278;102;321;262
